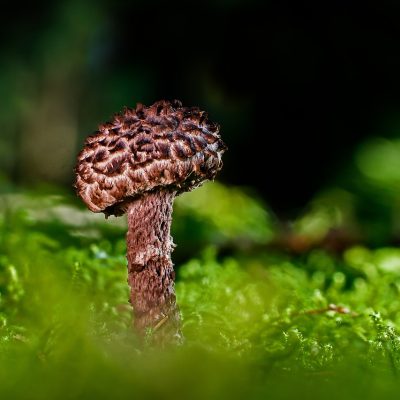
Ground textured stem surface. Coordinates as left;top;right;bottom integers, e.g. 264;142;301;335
126;190;182;345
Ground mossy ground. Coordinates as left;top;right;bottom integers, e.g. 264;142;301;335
1;183;400;399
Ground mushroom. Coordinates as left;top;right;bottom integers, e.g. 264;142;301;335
74;100;226;344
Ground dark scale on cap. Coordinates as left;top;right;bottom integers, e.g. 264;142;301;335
75;100;227;217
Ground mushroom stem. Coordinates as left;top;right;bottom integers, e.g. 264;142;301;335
126;190;182;344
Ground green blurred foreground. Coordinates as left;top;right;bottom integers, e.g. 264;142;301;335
2;181;400;399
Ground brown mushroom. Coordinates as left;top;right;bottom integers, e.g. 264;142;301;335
75;100;226;344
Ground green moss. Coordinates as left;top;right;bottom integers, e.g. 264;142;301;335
1;186;400;399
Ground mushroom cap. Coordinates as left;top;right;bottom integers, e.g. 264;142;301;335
75;100;227;217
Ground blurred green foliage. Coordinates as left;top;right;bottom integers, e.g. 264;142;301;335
2;182;400;399
286;134;400;249
173;182;275;256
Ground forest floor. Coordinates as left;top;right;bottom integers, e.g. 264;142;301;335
1;183;400;399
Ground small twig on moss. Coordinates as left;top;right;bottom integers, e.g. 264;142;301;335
153;315;169;331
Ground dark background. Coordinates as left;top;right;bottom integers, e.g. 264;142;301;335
2;0;400;217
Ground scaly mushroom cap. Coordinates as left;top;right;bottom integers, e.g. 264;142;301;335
75;100;227;217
